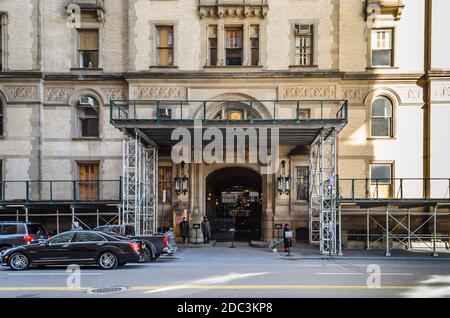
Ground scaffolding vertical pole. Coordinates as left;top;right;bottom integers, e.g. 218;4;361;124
367;209;370;250
338;204;343;255
407;208;411;250
25;207;29;223
56;209;60;234
385;207;390;256
122;131;158;236
309;129;337;255
433;205;438;257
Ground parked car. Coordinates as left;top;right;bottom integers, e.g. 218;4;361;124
1;231;141;271
0;222;49;253
94;225;175;263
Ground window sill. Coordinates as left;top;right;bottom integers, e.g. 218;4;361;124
367;137;397;140
72;137;102;141
366;66;399;70
149;65;178;70
70;68;103;71
289;65;319;69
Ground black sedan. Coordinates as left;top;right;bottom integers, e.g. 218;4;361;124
0;231;141;270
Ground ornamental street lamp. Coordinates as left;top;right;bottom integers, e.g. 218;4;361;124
277;160;291;195
174;161;189;196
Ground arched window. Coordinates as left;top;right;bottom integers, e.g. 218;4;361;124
77;97;99;137
0;101;3;136
213;102;260;121
371;97;393;137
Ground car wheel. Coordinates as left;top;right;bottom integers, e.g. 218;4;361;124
138;247;151;263
98;252;118;270
9;253;30;271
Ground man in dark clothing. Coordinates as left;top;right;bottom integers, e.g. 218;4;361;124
201;216;211;244
179;217;189;244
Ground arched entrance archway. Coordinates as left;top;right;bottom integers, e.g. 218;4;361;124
206;167;262;241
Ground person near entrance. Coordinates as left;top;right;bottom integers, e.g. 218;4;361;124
201;216;211;244
283;224;292;252
179;217;189;244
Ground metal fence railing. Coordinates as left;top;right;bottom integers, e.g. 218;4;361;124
0;180;122;204
338;178;450;201
110;99;349;125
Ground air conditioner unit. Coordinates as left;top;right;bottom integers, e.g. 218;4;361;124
295;24;313;35
79;97;95;106
158;108;172;119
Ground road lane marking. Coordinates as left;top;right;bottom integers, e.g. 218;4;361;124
0;287;89;291
7;273;103;276
316;272;414;276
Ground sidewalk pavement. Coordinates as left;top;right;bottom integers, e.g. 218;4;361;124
178;240;450;261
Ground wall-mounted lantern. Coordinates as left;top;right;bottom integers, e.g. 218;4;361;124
277;160;291;195
174;161;189;196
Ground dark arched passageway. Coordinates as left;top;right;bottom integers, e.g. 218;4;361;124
206;167;262;241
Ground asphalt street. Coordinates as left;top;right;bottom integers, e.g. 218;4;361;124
0;243;449;298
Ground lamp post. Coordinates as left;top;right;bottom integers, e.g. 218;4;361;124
277;160;291;195
175;161;189;196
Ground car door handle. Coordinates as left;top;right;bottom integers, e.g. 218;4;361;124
62;244;70;248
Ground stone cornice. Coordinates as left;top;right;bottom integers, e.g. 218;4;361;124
365;0;404;21
198;0;268;19
0;71;430;83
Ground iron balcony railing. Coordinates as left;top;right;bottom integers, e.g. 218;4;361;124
0;180;122;204
199;0;268;5
338;178;450;201
110;99;349;125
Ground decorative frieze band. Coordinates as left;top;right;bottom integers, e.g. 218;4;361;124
101;88;128;102
280;85;336;100
341;87;370;103
131;86;186;100
3;86;38;102
433;84;450;101
45;88;74;103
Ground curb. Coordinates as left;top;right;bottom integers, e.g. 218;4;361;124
277;256;450;261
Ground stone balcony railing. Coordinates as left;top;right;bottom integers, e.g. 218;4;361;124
365;0;405;21
198;0;269;19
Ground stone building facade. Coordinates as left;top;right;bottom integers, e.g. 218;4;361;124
0;0;449;241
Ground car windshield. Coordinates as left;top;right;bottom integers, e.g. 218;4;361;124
27;224;46;235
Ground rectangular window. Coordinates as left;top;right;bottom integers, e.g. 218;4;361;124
250;25;260;66
158;167;172;203
208;25;218;66
370;163;392;185
371;29;393;67
0;160;2;201
225;27;243;66
156;26;174;66
78;162;99;200
294;24;314;66
78;29;99;68
0;101;3;136
296;167;309;201
0;19;2;71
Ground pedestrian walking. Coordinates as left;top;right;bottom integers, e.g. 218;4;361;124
179;217;189;244
283;224;292;253
201;216;211;244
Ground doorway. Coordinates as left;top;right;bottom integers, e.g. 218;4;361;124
206;167;262;241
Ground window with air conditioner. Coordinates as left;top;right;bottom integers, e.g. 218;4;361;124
77;97;99;138
294;24;314;66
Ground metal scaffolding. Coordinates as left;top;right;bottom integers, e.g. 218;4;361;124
309;129;338;255
340;207;450;256
122;131;158;236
